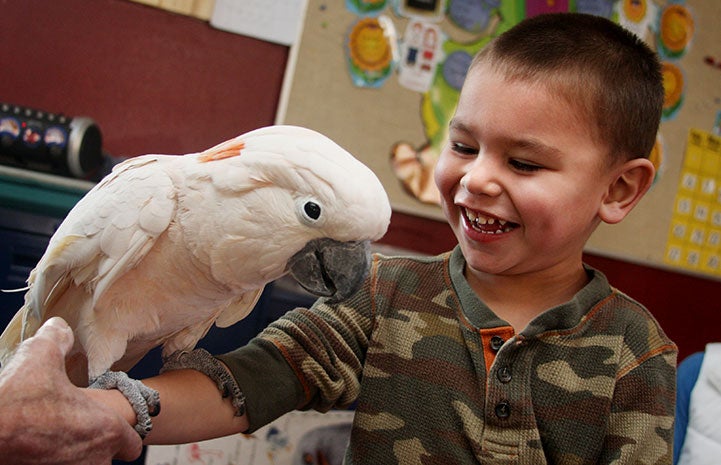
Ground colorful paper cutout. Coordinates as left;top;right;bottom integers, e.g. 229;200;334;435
346;16;397;88
617;0;657;40
525;0;569;17
346;0;387;16
398;20;444;93
658;3;694;60
661;61;685;120
575;0;615;17
447;0;498;33
396;0;447;22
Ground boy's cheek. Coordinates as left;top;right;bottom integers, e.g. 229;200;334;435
433;153;455;193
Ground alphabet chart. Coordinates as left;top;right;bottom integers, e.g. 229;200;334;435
665;128;721;277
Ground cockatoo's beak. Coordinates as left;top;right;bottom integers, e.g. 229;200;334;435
288;238;371;303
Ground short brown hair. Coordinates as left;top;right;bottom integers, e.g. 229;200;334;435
469;13;663;164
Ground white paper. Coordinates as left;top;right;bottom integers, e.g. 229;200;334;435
210;0;306;46
145;410;354;465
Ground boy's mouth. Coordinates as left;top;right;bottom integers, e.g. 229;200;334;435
463;208;518;234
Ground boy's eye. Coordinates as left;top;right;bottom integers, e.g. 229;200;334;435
450;142;478;156
509;159;542;172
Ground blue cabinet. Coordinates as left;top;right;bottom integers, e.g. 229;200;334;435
0;207;62;320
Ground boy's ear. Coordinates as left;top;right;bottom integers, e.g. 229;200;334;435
598;158;655;224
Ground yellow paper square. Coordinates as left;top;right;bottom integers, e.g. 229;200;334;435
669;219;689;242
706;229;721;250
700;151;721;176
700;251;721;275
665;243;684;266
692;202;711;223
683;247;702;270
684;130;705;170
688;224;706;247
678;172;698;194
674;195;694;217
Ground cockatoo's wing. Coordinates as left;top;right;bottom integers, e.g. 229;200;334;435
215;288;264;328
0;155;177;358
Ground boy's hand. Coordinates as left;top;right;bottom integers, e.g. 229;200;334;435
0;317;143;464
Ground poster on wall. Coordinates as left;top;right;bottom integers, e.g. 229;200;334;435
665;128;721;277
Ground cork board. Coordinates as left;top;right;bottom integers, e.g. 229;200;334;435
279;0;721;276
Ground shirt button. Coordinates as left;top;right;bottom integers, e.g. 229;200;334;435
497;366;512;383
495;401;511;419
490;335;504;351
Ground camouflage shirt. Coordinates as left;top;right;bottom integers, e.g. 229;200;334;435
219;247;677;464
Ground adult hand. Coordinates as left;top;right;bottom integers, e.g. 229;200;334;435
0;317;142;464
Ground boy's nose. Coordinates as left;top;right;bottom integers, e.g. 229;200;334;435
460;159;503;197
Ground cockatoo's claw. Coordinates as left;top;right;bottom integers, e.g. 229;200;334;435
89;371;160;438
161;348;246;417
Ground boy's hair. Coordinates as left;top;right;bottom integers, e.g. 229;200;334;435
470;13;664;165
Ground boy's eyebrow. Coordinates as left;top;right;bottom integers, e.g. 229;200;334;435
449;118;563;159
448;118;471;134
512;138;563;159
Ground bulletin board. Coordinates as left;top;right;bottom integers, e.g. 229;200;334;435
278;0;721;279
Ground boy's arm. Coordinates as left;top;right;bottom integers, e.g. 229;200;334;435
89;294;371;443
599;349;677;465
86;367;249;445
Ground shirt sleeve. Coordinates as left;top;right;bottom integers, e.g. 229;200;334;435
216;264;378;432
598;347;678;465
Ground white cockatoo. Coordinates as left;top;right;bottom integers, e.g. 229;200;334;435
0;125;391;433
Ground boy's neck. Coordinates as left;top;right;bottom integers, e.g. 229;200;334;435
464;264;590;332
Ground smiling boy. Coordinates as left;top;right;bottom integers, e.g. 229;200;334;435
435;13;666;333
92;12;677;465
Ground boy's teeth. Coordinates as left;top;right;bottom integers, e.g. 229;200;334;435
464;208;513;234
464;208;499;224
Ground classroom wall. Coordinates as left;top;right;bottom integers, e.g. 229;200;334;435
1;0;717;361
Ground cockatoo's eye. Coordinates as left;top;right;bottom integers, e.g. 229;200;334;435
302;201;322;221
296;198;325;227
304;201;321;220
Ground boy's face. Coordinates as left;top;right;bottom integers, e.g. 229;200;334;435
435;65;616;279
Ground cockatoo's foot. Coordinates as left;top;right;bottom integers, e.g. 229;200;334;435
89;371;160;438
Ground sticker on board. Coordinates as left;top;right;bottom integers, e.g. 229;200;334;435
396;0;446;22
345;16;398;88
398;20;444;93
657;3;694;60
346;0;387;16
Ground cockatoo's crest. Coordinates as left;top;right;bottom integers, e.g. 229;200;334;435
198;139;246;163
